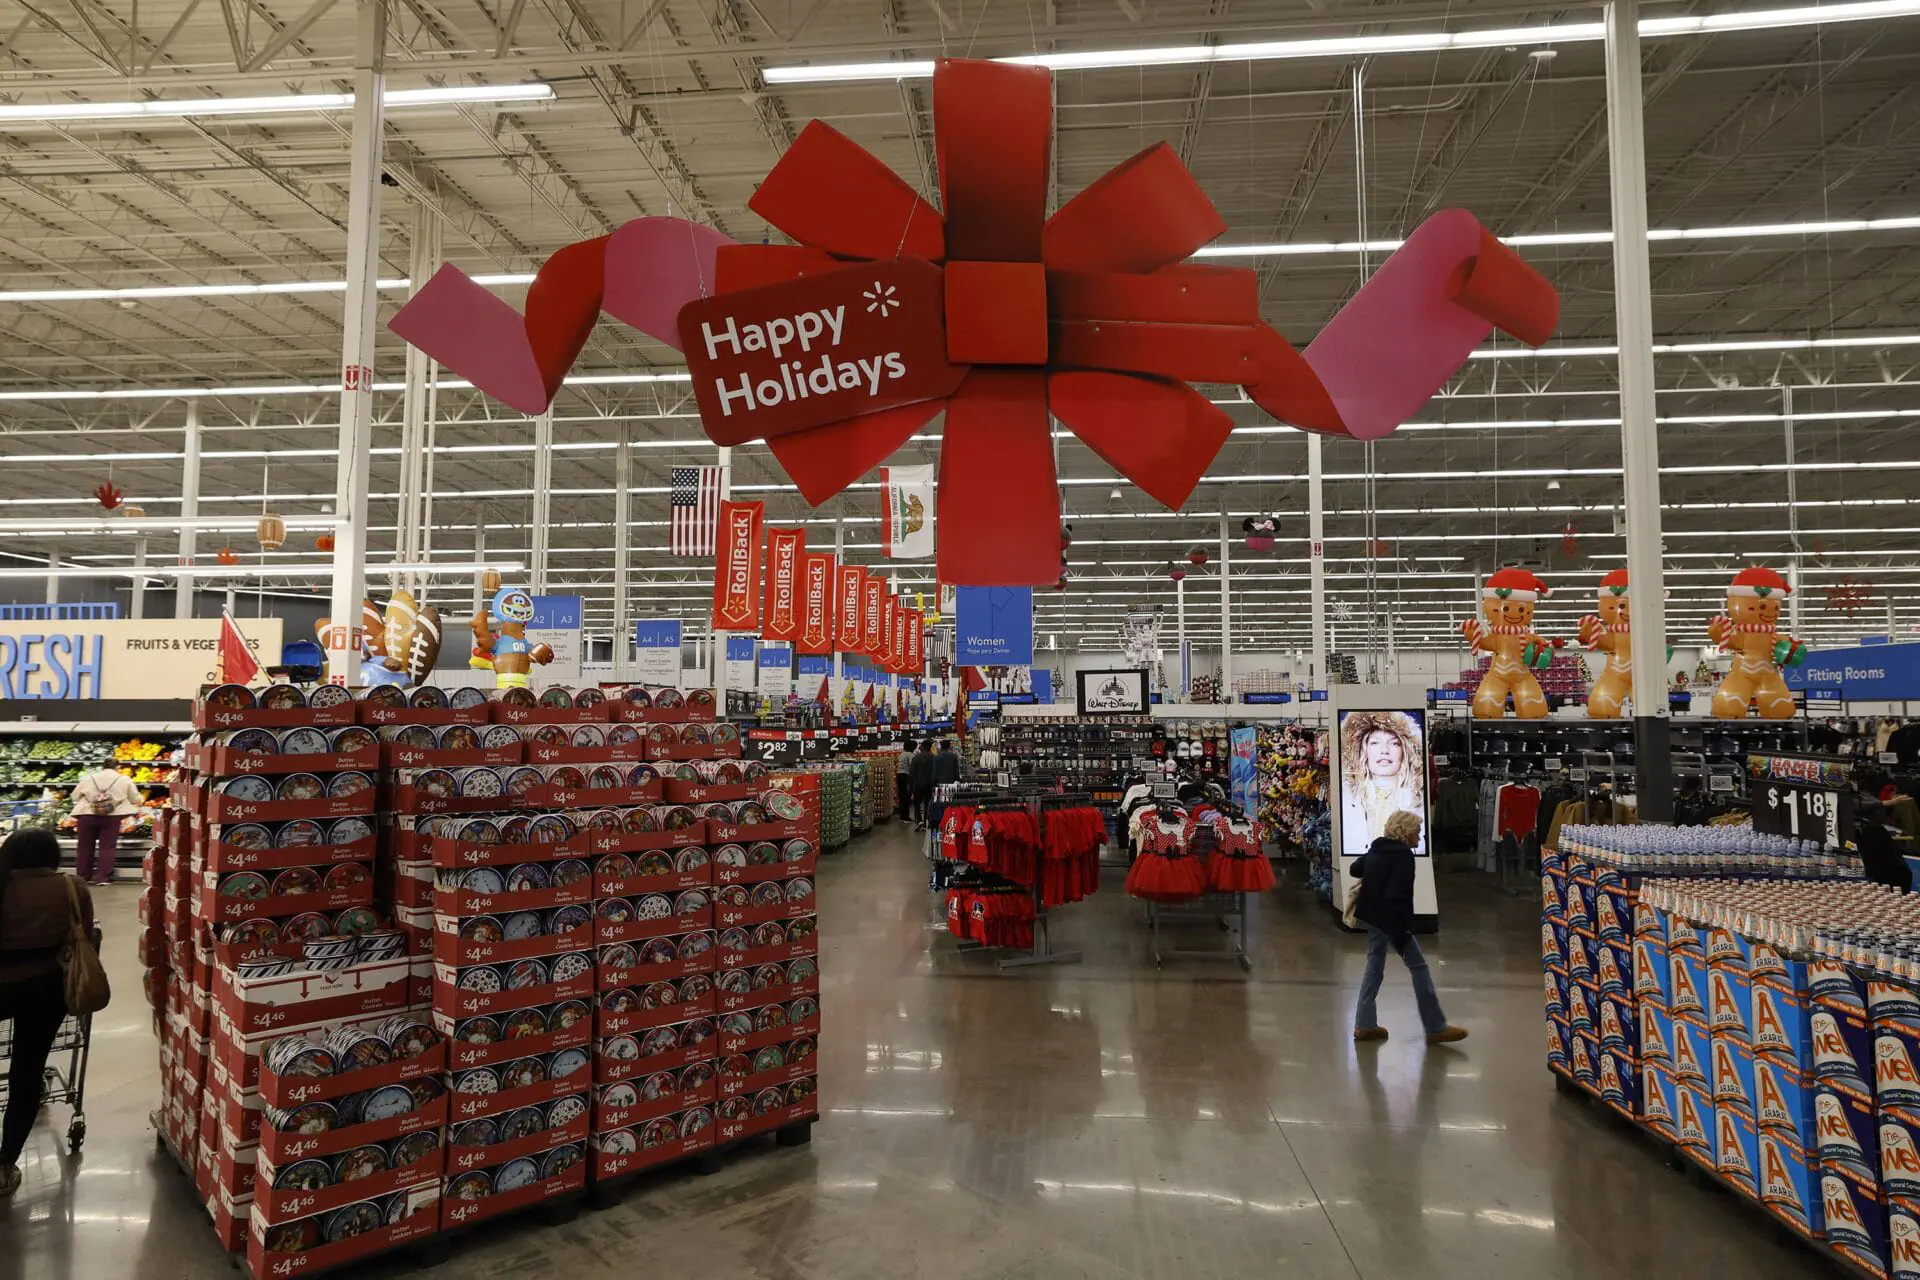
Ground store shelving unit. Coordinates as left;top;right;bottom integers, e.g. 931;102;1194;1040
0;720;186;866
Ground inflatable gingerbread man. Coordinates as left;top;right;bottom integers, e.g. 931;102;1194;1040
1709;566;1805;720
1461;567;1558;719
1579;569;1634;719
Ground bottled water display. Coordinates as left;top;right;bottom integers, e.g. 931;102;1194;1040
1558;823;1855;879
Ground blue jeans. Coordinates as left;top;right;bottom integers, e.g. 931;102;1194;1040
1355;926;1447;1034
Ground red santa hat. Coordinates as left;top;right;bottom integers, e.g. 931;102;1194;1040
1728;566;1791;598
1598;568;1629;598
1484;567;1549;602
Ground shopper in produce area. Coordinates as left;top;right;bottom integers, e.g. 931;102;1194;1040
1350;810;1468;1046
0;828;95;1194
67;756;142;886
909;739;937;829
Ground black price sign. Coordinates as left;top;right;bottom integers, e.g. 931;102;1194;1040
1748;754;1854;850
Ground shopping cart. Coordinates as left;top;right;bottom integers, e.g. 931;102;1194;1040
0;1002;91;1153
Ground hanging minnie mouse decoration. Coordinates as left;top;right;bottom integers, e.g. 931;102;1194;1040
1242;515;1277;552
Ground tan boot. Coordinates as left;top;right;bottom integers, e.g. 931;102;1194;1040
1426;1026;1469;1045
1353;1026;1389;1043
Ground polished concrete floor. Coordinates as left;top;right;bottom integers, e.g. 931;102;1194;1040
1;824;1830;1279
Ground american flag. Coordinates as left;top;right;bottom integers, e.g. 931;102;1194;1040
670;465;723;556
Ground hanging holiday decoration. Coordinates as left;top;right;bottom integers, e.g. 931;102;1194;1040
216;547;240;566
1242;516;1277;552
1825;578;1871;615
1060;525;1074;549
1187;549;1209;566
1461;567;1558;719
1168;564;1187;583
1709;566;1805;720
93;481;124;511
1121;609;1162;672
256;512;286;551
315;533;335;553
469;586;555;690
1578;568;1634;719
1560;522;1580;558
390;59;1560;589
480;567;501;594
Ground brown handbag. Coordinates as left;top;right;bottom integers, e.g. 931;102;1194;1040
60;877;110;1016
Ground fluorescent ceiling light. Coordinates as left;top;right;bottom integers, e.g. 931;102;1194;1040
0;83;553;125
0;516;337;533
761;0;1920;83
14;214;1916;305
0;560;521;581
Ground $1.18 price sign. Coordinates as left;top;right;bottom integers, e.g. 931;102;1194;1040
1754;781;1853;849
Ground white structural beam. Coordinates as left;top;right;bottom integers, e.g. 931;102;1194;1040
1606;0;1675;819
1308;432;1327;688
531;411;553;593
175;401;200;619
325;0;386;684
398;202;441;598
1219;511;1233;699
613;429;631;680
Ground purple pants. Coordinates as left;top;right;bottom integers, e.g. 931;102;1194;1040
74;814;119;884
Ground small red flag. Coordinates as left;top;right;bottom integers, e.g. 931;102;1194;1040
219;611;261;685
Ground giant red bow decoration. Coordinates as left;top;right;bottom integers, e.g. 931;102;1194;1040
390;58;1558;587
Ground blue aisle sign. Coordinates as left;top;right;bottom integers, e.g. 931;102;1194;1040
1243;692;1292;704
759;644;794;698
726;636;757;661
954;587;1034;666
633;619;683;685
1032;669;1053;704
1784;641;1920;701
528;595;580;629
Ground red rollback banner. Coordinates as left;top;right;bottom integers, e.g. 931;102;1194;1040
711;500;764;632
880;595;898;672
837;566;864;653
761;527;806;642
861;578;885;659
905;610;924;675
888;600;908;674
798;552;835;655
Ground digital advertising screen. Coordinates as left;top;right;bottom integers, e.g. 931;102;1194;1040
1336;708;1428;857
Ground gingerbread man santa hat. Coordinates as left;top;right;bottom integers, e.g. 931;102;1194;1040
1484;566;1550;601
1728;565;1791;599
1598;568;1629;598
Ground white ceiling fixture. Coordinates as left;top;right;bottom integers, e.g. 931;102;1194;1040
761;0;1920;83
10;215;1919;304
0;83;554;126
0;561;520;581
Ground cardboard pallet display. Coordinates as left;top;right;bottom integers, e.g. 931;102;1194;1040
139;683;816;1278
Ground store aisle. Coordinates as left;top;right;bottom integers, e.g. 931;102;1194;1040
8;833;1824;1280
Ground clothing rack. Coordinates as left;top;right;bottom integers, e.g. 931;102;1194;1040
931;783;1086;969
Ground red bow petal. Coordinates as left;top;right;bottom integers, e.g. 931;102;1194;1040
1043;143;1227;273
1445;226;1560;347
750;121;946;263
1048;371;1232;510
1244;326;1347;435
768;400;945;506
934;59;1051;262
937;370;1059;586
525;236;611;399
715;243;842;292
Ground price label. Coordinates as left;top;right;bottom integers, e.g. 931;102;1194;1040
1545;757;1561;770
1881;751;1900;765
1755;782;1852;849
1708;774;1734;793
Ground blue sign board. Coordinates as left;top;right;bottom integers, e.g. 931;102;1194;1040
1863;635;1891;646
1243;692;1292;704
726;636;757;661
758;645;793;670
1430;688;1472;703
529;594;581;629
1806;688;1843;702
954;587;1034;666
1784;641;1920;701
1032;669;1053;704
1305;690;1329;702
634;620;682;650
796;654;831;677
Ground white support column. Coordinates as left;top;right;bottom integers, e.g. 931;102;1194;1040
832;520;845;689
713;447;732;705
1308;432;1327;690
1784;385;1803;637
472;521;487;618
45;552;59;605
398;202;441;597
1176;574;1187;698
530;411;552;593
1606;0;1674;819
613;429;631;680
1218;511;1232;700
129;537;145;621
176;401;200;620
325;0;386;684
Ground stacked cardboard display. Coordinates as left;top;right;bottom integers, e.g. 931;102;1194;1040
140;683;819;1278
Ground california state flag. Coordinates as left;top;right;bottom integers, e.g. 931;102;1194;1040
881;464;934;559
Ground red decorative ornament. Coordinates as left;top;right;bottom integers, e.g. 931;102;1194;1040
1168;565;1187;583
216;547;240;566
1188;549;1209;566
1060;526;1073;549
1561;522;1579;558
94;482;124;511
315;534;336;553
390;58;1560;589
1825;579;1871;615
